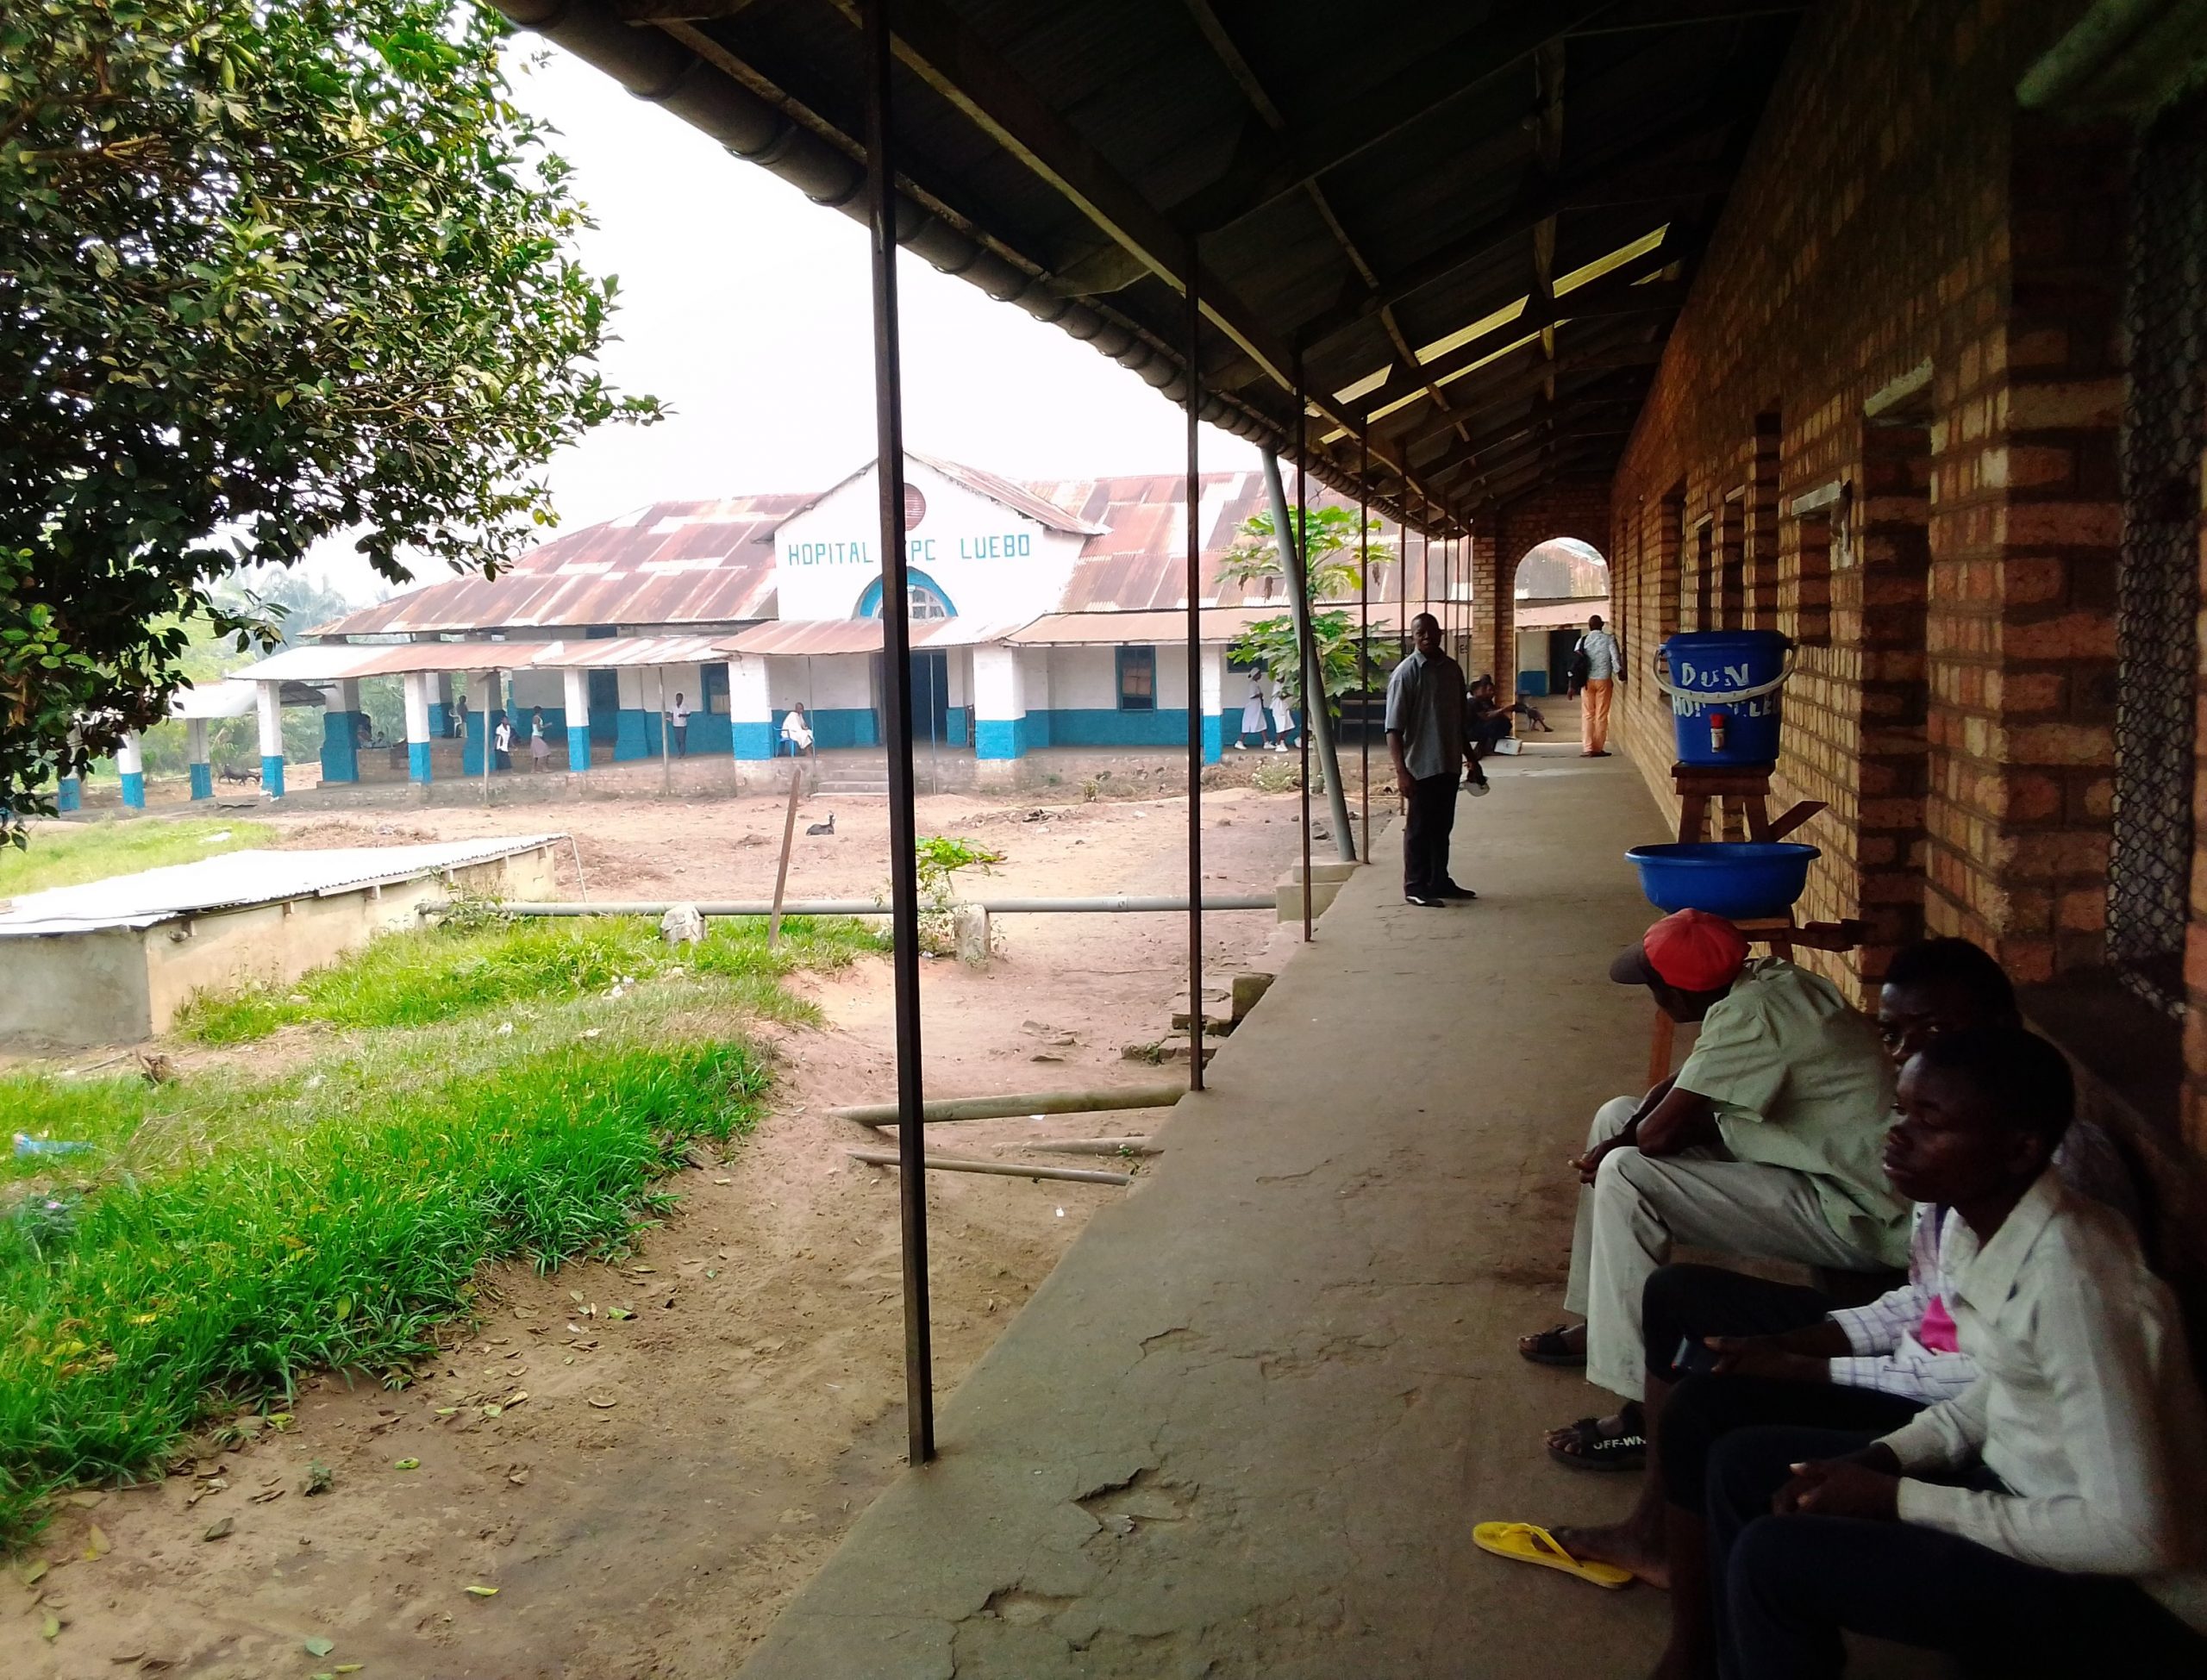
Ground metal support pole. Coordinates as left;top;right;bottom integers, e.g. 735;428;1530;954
1358;424;1371;866
864;0;934;1467
1260;450;1354;879
1295;358;1312;942
654;667;672;795
1184;264;1204;1093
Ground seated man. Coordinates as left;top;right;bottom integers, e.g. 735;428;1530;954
1516;910;1910;1451
1706;1027;2207;1677
1540;934;2017;1533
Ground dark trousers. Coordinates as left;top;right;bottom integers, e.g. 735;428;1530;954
671;724;688;758
1402;771;1458;896
1643;1263;1835;1387
1708;1426;2207;1680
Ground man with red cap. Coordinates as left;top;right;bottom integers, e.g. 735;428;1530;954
1516;909;1909;1454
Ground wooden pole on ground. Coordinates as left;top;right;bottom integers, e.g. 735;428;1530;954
847;1147;1133;1188
768;758;804;951
828;1083;1186;1127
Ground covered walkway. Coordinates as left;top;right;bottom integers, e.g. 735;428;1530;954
742;753;1674;1678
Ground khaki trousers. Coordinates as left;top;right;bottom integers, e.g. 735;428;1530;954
1580;678;1614;753
1561;1096;1890;1402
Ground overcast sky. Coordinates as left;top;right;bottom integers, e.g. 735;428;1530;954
304;40;1262;603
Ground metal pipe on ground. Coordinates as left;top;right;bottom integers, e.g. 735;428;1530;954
482;896;1276;916
997;1137;1161;1157
847;1147;1133;1188
829;1084;1185;1127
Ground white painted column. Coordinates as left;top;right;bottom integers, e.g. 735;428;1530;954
970;643;1028;760
403;671;434;784
116;729;147;808
1199;643;1225;764
562;667;592;771
475;671;502;775
726;655;772;760
256;681;286;797
186;718;212;800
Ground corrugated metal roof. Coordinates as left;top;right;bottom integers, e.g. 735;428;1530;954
1512;596;1613;631
0;836;566;937
490;2;1801;523
726;620;891;658
167;679;259;720
310;494;797;638
911;453;1108;534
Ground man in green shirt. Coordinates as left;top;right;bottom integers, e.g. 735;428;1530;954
1518;909;1909;1417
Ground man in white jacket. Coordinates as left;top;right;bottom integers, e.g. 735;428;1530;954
1704;1027;2207;1677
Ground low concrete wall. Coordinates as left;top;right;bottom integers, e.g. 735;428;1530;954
1;846;560;1051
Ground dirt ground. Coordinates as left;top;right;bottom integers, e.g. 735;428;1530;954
2;780;1329;1678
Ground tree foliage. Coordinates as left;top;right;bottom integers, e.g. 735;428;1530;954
1;0;660;822
1222;505;1395;710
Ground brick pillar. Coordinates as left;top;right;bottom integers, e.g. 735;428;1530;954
1470;527;1505;701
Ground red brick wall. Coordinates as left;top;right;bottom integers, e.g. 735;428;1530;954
1474;483;1614;706
1604;0;2127;1003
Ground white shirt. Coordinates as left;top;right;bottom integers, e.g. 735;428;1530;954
1576;628;1621;681
1878;1171;2207;1629
781;712;813;747
668;703;692;727
1270;693;1295;730
493;721;512;751
1825;1205;1977;1405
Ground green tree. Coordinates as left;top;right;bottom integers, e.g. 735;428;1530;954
1222;506;1395;711
1;0;660;828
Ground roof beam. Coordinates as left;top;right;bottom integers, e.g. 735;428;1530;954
1392;353;1660;450
1566;1;1810;37
1344;247;1685;420
817;0;1454;512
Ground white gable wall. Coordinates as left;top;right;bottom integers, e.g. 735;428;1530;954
772;459;1085;623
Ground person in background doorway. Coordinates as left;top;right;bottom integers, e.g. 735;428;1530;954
491;711;513;771
528;707;551;771
1237;681;1268;751
1269;680;1297;752
1385;611;1479;908
1573;614;1622;757
780;702;814;758
666;691;691;758
451;690;468;740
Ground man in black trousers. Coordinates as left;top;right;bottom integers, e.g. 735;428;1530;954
1385;612;1479;908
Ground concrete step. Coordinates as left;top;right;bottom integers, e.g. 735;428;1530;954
815;781;891;796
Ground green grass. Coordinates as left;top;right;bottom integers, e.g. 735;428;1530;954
1;1075;157;1186
175;913;886;1044
0;1034;769;1548
0;818;271;898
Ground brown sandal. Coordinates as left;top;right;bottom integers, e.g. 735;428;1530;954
1517;1325;1587;1366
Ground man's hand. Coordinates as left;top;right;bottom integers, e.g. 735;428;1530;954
1773;1448;1902;1521
1572;1134;1634;1185
1704;1337;1830;1385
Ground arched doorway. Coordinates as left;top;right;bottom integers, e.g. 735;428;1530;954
1510;538;1611;697
854;569;957;746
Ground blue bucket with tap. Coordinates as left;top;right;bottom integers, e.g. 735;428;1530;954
1656;631;1792;765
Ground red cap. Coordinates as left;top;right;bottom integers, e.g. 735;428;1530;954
1610;909;1750;993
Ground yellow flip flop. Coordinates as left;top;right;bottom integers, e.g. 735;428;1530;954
1472;1521;1633;1589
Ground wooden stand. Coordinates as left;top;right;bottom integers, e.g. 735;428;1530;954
1646;762;1860;1084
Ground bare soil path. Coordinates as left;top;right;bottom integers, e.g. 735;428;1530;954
3;784;1317;1679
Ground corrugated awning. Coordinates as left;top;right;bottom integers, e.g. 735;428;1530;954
1008;607;1402;646
528;635;736;670
166;679;260;720
229;641;553;684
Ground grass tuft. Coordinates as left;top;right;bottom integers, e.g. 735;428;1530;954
0;1037;768;1548
0;819;271;898
177;914;885;1044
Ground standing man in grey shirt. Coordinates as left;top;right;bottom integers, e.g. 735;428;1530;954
1385;612;1479;908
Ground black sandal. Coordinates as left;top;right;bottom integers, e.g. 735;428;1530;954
1547;1412;1648;1473
1517;1325;1586;1366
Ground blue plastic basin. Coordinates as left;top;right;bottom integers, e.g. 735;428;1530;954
1625;841;1819;920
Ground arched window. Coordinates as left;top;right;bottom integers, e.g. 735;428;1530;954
854;568;958;620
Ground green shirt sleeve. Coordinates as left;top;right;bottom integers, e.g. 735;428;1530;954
1674;985;1784;1121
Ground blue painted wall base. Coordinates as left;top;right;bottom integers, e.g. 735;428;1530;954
120;771;146;809
321;711;363;784
944;706;970;747
409;741;434;784
56;777;80;812
567;731;591;772
189;764;214;801
428;703;451;738
810;708;878;750
974;716;1028;760
730;721;775;761
261;756;285;798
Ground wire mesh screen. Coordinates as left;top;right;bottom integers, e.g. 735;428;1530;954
2108;100;2207;1017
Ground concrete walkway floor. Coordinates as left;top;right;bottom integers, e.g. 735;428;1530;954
741;748;1677;1678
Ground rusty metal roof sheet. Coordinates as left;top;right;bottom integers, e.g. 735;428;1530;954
1008;606;1403;646
528;634;739;670
310;494;799;638
1512;596;1613;631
